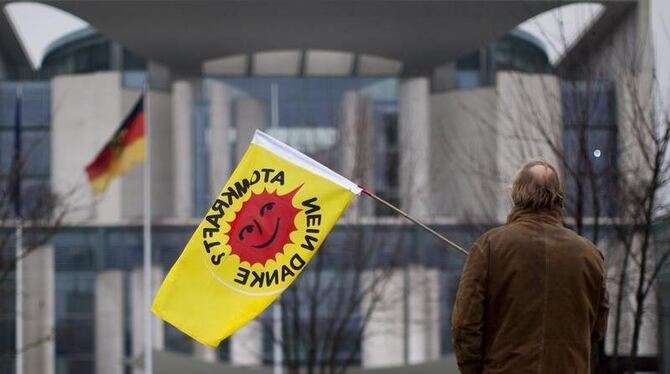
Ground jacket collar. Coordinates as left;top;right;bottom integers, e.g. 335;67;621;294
506;207;563;226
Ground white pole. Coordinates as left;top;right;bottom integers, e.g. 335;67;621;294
15;224;23;374
142;83;153;374
271;83;279;128
270;82;283;374
15;83;23;374
273;303;282;374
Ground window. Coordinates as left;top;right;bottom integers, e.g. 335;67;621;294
0;82;51;219
206;77;399;217
562;80;617;216
55;272;96;374
374;111;400;216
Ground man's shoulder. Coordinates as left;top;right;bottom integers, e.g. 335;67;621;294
477;223;522;242
570;232;605;261
470;225;515;252
478;221;603;258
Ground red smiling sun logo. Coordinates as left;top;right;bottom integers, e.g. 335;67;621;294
227;186;302;266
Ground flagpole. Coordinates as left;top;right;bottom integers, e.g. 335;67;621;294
360;188;468;255
142;82;153;374
14;83;24;374
270;82;283;374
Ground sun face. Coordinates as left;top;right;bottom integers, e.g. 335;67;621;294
227;187;302;266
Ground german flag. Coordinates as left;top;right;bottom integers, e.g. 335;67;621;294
85;96;145;194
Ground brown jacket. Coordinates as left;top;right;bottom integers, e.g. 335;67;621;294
451;209;609;374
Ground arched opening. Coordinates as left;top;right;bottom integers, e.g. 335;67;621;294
3;1;87;69
517;2;606;65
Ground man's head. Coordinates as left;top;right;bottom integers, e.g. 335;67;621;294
511;160;564;212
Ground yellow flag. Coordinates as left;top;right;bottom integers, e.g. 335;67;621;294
152;130;361;347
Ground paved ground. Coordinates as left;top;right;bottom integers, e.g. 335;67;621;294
129;350;461;374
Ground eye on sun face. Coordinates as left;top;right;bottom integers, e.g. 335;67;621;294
260;202;275;217
238;202;277;241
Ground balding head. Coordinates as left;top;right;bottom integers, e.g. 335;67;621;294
511;160;564;212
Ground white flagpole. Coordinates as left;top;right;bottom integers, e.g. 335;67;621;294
271;83;279;129
270;82;283;374
142;82;153;374
273;303;282;374
14;83;24;374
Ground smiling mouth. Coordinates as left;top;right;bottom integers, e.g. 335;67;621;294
252;218;280;249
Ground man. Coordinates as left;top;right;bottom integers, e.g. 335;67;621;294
451;160;608;374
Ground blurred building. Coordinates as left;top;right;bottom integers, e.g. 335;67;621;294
0;0;661;373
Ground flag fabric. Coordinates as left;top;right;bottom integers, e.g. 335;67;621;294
152;130;361;347
85;96;145;194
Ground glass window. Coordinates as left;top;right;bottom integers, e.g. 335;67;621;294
21;131;50;177
456;71;481;89
218;339;230;362
19;179;53;218
562;80;615;128
122;71;147;89
659;276;670;373
0;275;15;373
21;84;51;127
55;272;95;374
193;100;211;216
72;43;110;73
456;51;480;70
374;111;400;216
0;131;14;175
494;31;552;74
208;76;399;216
123;50;146;71
0;85;18;128
164;324;194;354
54;246;97;272
122;48;147;88
0;130;50;178
562;80;617;217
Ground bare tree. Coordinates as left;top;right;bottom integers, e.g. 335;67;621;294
254;88;426;374
0;102;74;364
439;4;669;372
257;224;407;374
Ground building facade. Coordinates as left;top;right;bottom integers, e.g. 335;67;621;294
0;0;664;373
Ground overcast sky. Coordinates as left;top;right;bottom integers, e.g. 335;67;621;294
3;1;669;101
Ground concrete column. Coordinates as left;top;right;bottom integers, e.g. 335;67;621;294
172;80;195;218
407;266;441;363
230;321;263;365
495;72;562;221
429;88;499;221
604;237;658;357
398;77;431;219
119;87;174;220
147;89;175;218
361;269;404;368
22;245;54;374
95;271;125;374
235;97;267;163
193;341;217;363
208;80;231;197
51;72;124;223
340;91;374;219
131;267;164;373
361;266;441;367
